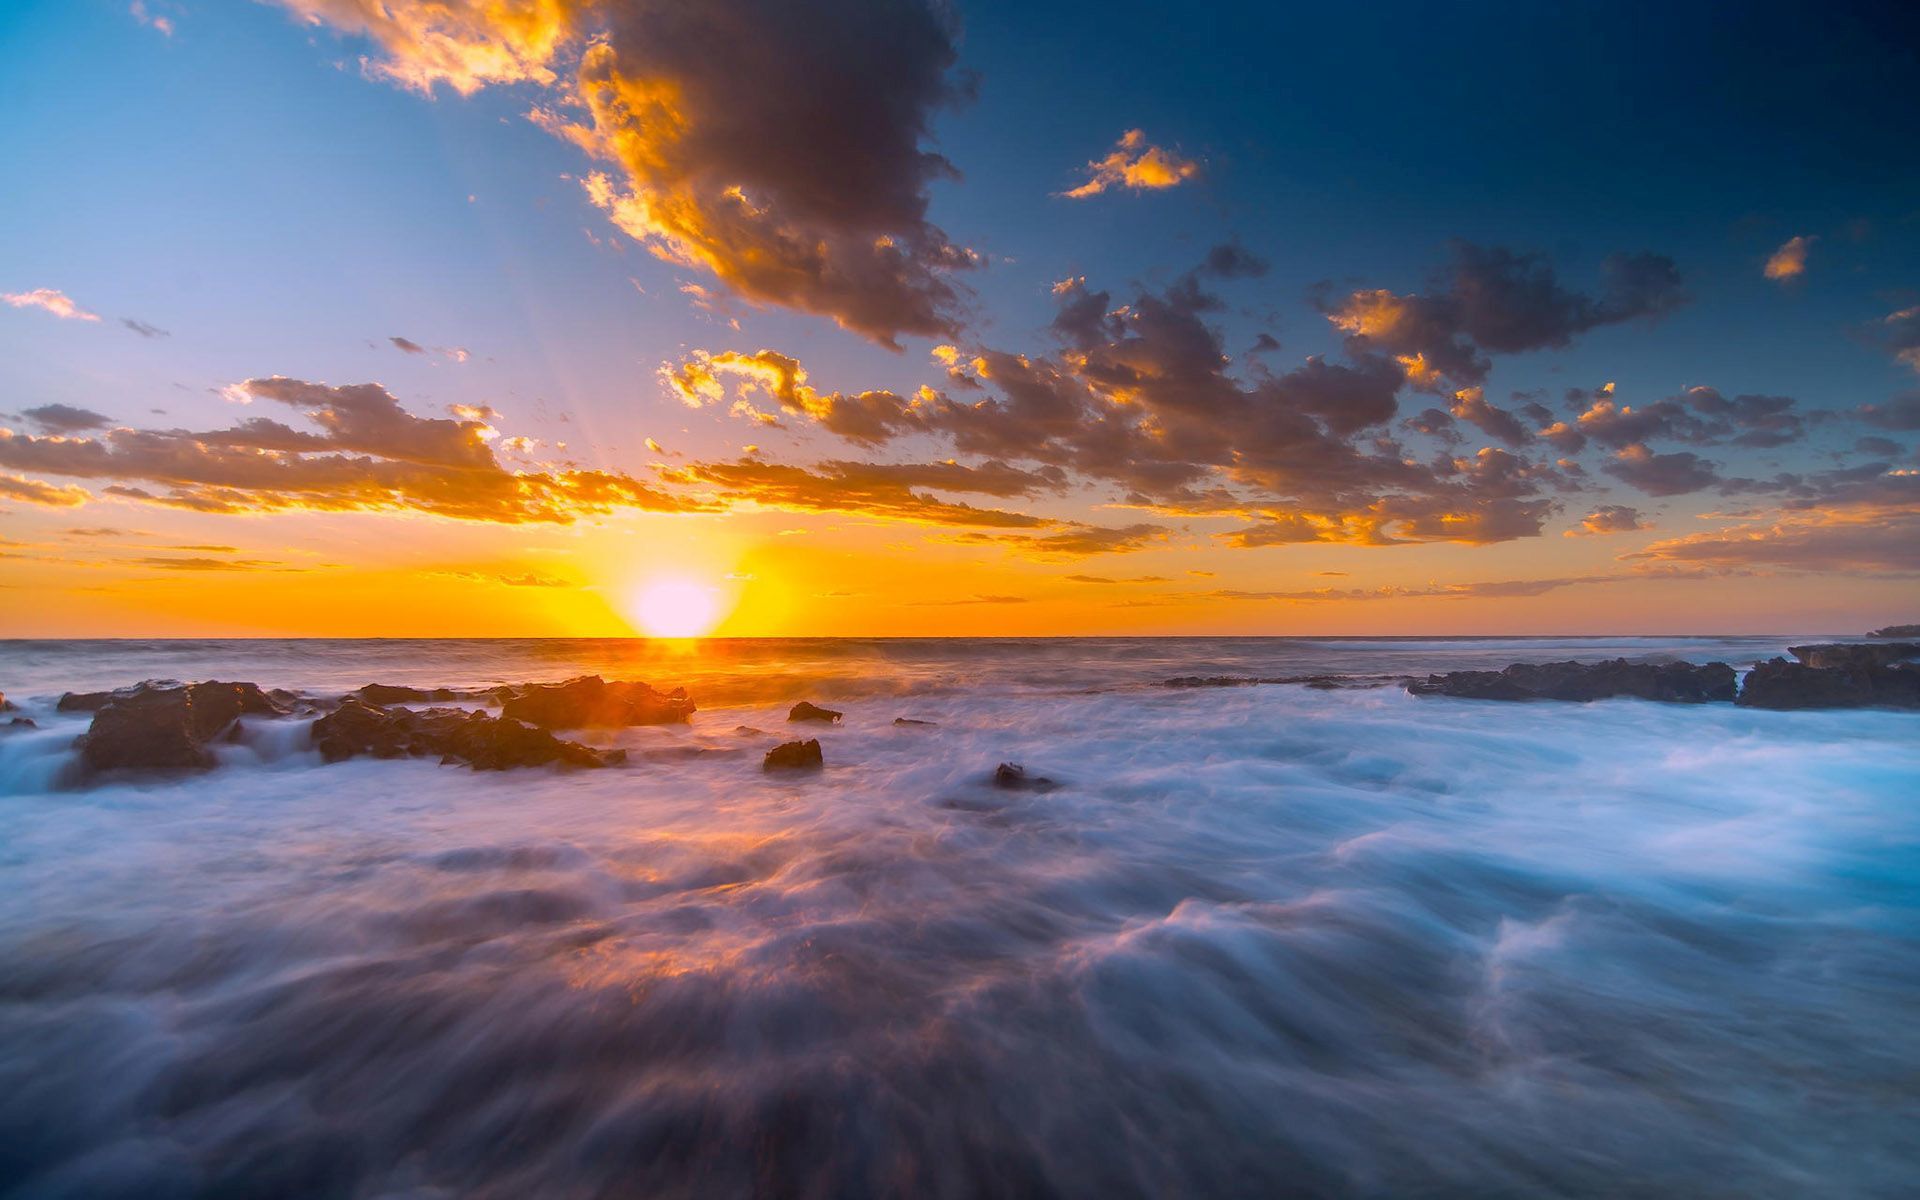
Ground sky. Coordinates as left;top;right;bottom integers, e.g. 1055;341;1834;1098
1;0;1917;637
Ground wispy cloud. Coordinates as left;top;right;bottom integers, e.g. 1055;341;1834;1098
3;288;99;322
1763;235;1814;281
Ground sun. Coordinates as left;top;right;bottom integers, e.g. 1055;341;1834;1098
632;577;721;638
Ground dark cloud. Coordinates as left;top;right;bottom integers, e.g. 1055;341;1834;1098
1859;393;1920;431
390;336;428;354
286;0;975;346
1566;505;1646;536
1448;387;1531;445
658;458;1051;528
21;404;114;433
120;318;169;338
1603;445;1720;496
1325;243;1687;387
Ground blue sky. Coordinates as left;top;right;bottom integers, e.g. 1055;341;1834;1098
0;0;1916;635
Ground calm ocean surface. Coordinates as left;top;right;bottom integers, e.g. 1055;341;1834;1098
1;637;1916;1198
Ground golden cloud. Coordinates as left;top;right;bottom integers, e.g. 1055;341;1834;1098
1062;130;1200;199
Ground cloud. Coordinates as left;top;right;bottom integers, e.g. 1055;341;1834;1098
0;473;90;507
0;377;701;523
909;593;1029;605
129;1;175;36
959;522;1170;559
1875;307;1920;375
280;0;976;346
1627;509;1920;574
390;336;428;354
20;404;114;433
1603;444;1720;496
121;318;169;338
3;288;100;322
128;556;294;572
1447;387;1531;445
1061;129;1200;199
1763;235;1814;281
1324;243;1686;387
1858;393;1920;430
662;348;930;445
390;336;471;362
431;569;573;588
1207;574;1621;602
657;458;1052;527
1566;505;1646;536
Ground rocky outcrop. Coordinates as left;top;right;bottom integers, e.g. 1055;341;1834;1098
498;676;694;729
1868;624;1920;638
1787;642;1920;671
992;762;1059;792
764;739;823;770
788;701;843;723
311;699;621;768
1736;659;1920;710
0;690;12;712
1407;659;1737;703
75;681;288;773
354;683;452;705
894;717;936;726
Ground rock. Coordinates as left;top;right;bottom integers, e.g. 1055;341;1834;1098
764;739;823;770
894;717;936;726
992;762;1059;792
354;683;450;705
499;675;694;729
788;701;843;723
1407;659;1737;703
311;699;621;768
0;690;12;712
1868;624;1920;638
5;717;34;730
76;680;287;773
1736;658;1920;710
1787;642;1920;671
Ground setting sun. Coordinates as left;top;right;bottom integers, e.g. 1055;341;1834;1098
632;577;722;638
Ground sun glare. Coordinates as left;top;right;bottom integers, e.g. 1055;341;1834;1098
632;577;721;638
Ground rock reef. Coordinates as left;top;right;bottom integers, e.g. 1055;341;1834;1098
1408;659;1737;704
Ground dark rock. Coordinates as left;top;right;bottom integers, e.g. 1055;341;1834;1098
1868;624;1920;638
1162;674;1406;690
1736;658;1920;710
788;701;843;723
764;739;823;770
76;680;287;773
311;699;621;768
992;762;1059;792
1407;659;1737;703
354;683;449;705
499;675;694;729
0;691;12;712
5;717;34;730
1787;642;1920;671
894;717;936;726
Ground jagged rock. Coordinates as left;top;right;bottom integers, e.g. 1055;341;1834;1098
764;739;823;770
1407;659;1737;703
355;683;453;705
1736;658;1920;710
311;699;621;768
788;701;843;723
992;762;1059;792
894;717;936;726
499;675;694;729
76;681;287;773
1868;624;1920;638
1787;642;1920;671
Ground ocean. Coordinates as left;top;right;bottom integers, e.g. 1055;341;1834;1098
1;637;1916;1198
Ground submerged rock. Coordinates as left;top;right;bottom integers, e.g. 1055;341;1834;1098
5;717;35;730
764;738;823;770
894;717;936;726
1407;659;1737;703
1736;658;1920;710
76;680;288;773
311;699;621;769
499;675;694;729
788;701;843;723
1786;642;1920;671
992;762;1059;792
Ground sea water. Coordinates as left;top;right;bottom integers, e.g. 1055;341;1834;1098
0;638;1915;1198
